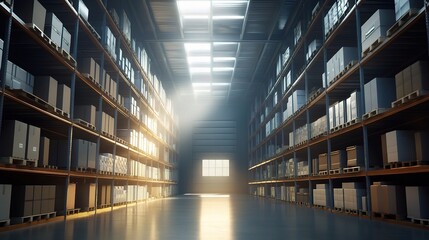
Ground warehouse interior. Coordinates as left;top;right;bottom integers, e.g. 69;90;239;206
1;0;429;239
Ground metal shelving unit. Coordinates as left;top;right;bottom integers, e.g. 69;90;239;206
0;0;178;228
248;0;429;227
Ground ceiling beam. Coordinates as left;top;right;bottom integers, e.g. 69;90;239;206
246;0;284;94
227;0;251;101
138;0;178;93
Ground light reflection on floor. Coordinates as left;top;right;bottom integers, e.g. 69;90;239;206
198;194;232;240
1;195;429;240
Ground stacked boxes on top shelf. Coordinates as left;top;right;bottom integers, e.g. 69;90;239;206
324;0;351;36
394;0;422;21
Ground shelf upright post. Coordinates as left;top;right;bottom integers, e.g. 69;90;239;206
0;0;13;137
323;33;333;209
355;3;372;213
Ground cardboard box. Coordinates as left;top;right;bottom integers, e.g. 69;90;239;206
77;0;89;21
87;141;97;169
26;125;41;161
72;139;88;169
386;130;416;162
410;61;429;91
346;146;364;167
406;186;429;219
56;183;76;211
75;105;96;126
361;9;395;52
334;188;344;209
395;0;422;20
0;38;3;70
380;185;406;217
34;76;58;106
336;47;357;73
344;188;365;210
45;12;63;47
330;150;346;170
364;78;396;113
0;120;28;159
120;9;131;43
78;58;97;82
57;84;71;115
318;153;328;171
76;183;96;210
11;185;35;217
415;131;429;161
0;184;12;221
370;184;381;212
61;27;71;53
14;0;46;31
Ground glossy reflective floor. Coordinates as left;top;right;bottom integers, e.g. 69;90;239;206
1;194;429;240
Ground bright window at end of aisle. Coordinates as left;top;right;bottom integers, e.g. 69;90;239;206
202;159;229;177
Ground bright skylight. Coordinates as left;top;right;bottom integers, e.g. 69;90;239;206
177;0;249;96
213;67;234;72
213;16;245;20
213;57;236;62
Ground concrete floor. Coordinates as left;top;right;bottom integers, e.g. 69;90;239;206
1;194;428;240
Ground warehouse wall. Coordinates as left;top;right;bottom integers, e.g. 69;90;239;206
177;99;248;194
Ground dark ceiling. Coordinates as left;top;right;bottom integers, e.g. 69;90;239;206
127;0;297;103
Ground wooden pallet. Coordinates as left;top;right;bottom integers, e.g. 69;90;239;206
384;160;429;169
313;204;328;210
102;131;114;139
362;108;387;120
98;204;110;209
60;48;77;66
359;210;369;216
54;107;70;118
331;123;346;133
345;118;360;127
362;37;386;58
99;170;113;175
343;166;361;173
318;170;328;176
410;217;429;226
0;219;10;227
116;137;127;145
0;157;37;167
387;8;419;37
66;208;81;215
308;88;324;102
73;118;96;131
81;206;96;212
297;174;309;178
329;168;342;175
391;89;428;108
11;89;55;112
38;164;58;169
333;207;344;212
372;212;405;220
83;19;101;41
12;212;56;224
345;209;359;215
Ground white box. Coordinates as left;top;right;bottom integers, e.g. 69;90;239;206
334;188;344;209
361;9;395;52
